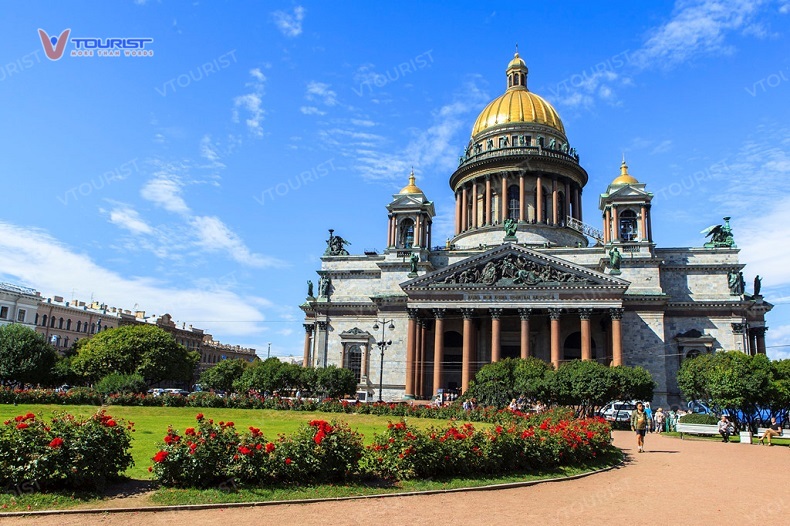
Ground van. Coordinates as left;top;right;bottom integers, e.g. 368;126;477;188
600;401;637;422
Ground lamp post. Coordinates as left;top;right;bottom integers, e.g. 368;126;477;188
373;319;395;402
267;342;271;359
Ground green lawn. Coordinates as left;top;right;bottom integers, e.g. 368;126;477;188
663;431;790;446
0;404;470;480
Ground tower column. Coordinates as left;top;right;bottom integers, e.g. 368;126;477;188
646;206;653;242
519;173;525;221
518;308;532;358
432;309;445;396
490;308;502;363
611;308;623;366
302;324;314;368
461;185;468;232
417;320;427;398
472;181;479;229
536;176;544;222
572;185;580;220
640;205;647;242
552;178;558;225
501;173;509;223
578;187;583;223
580;308;592;361
564;181;571;225
549;308;562;368
414;215;421;248
485;175;492;225
405;309;418;397
461;308;475;393
756;327;767;354
612;206;619;242
455;191;461;235
604;208;611;244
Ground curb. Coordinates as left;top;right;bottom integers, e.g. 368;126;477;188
0;459;623;518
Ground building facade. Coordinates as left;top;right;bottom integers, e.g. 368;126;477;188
0;282;40;329
301;53;771;407
34;297;121;352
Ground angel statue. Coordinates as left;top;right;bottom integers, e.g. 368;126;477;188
701;217;736;248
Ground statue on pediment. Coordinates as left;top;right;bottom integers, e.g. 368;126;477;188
503;218;518;238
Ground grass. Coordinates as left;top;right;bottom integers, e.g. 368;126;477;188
0;404;620;512
663;431;790;446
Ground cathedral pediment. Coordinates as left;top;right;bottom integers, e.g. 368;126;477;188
402;244;628;291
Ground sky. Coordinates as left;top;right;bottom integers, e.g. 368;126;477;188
0;0;789;361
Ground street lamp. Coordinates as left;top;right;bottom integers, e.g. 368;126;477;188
267;342;271;359
373;319;395;402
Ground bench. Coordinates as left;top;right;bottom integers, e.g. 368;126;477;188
676;423;721;439
754;428;785;444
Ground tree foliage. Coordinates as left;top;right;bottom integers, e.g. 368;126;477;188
0;324;57;386
95;373;148;395
198;358;248;393
71;324;198;386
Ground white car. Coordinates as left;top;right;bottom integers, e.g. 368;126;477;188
600;401;637;422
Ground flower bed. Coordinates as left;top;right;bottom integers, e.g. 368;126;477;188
150;408;613;487
0;410;134;490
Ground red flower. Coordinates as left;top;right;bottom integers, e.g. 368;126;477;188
265;442;276;453
2;420;8;426
238;446;252;456
153;451;169;463
196;413;204;421
24;413;35;421
16;423;28;430
285;458;292;465
105;419;117;427
185;427;196;436
314;429;326;444
49;437;64;448
14;415;24;422
148;466;153;472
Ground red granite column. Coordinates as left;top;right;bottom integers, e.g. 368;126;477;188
455;191;461;235
461;186;468;232
485;175;492;225
461;308;475;393
501;173;509;223
490;308;502;363
519;173;525;221
518;308;532;358
612;206;619;242
611;308;623;366
604;208;611;244
472;182;479;229
405;309;418;397
414;215;421;248
432;309;445;396
580;309;592;361
302;324;313;367
564;181;571;224
552;178;558;225
756;327;767;354
640;205;647;242
536;176;543;222
418;320;428;398
549;308;562;369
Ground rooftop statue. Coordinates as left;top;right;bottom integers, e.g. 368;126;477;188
323;229;351;256
503;217;518;238
608;246;622;275
701;217;736;248
754;275;762;296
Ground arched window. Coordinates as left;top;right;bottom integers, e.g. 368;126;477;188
507;185;520;220
344;344;363;382
66;319;72;331
400;219;414;248
542;186;551;223
76;321;82;332
619;209;638;241
50;316;56;328
58;317;64;329
41;315;47;327
557;191;566;225
34;313;39;325
63;337;69;348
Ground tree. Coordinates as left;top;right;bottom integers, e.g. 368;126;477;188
199;358;249;393
71;324;198;386
611;365;655;402
464;359;518;408
0;324;57;386
677;352;716;403
513;357;553;403
549;360;617;416
95;373;148;395
313;365;357;398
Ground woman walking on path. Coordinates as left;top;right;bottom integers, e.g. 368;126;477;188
654;408;666;433
630;402;651;453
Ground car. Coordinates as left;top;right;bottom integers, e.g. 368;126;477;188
163;388;189;396
600;401;638;422
148;388;165;397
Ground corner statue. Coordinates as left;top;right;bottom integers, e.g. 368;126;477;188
754;275;762;296
307;280;314;298
608;246;622;275
701;217;736;248
408;253;419;276
503;218;518;239
323;229;351;256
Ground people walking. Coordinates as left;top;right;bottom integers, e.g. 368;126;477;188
654;407;666;433
630;402;652;453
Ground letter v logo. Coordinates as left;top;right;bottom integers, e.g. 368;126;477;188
38;28;71;61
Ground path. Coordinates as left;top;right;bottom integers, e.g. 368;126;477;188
2;431;787;525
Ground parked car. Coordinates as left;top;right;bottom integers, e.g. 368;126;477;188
148;388;165;397
600;401;637;422
164;388;189;396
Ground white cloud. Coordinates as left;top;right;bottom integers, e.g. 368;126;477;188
233;69;267;137
272;6;305;37
0;221;270;339
107;207;153;235
305;81;338;107
200;135;222;164
632;0;768;69
190;215;286;269
140;174;190;214
300;106;326;116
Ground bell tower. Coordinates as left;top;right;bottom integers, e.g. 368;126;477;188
599;158;654;249
386;170;436;251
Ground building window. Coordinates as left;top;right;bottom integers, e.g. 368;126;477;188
76;321;82;332
66;319;72;330
400;219;414;248
35;313;39;325
58;317;64;329
17;309;26;322
344;344;362;382
63;337;69;348
619;209;638;241
50;317;56;328
42;315;48;327
0;306;8;319
507;185;520;220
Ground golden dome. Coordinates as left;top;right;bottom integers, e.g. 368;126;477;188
471;53;564;137
612;158;639;185
399;170;423;194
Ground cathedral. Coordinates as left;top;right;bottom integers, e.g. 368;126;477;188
300;52;772;408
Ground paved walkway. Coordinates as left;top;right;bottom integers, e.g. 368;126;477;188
3;431;788;525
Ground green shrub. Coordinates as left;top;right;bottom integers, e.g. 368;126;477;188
678;413;719;425
95;373;148;395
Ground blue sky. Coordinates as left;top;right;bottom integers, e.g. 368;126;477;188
1;1;789;361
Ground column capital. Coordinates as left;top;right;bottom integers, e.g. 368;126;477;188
303;323;314;334
518;308;532;320
407;308;420;320
752;326;768;336
548;308;562;320
731;323;745;335
578;308;593;320
489;308;503;319
461;308;475;320
609;307;624;321
433;308;446;319
316;321;327;330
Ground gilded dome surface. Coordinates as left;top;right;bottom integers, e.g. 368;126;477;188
611;159;639;185
399;170;422;194
471;89;565;137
